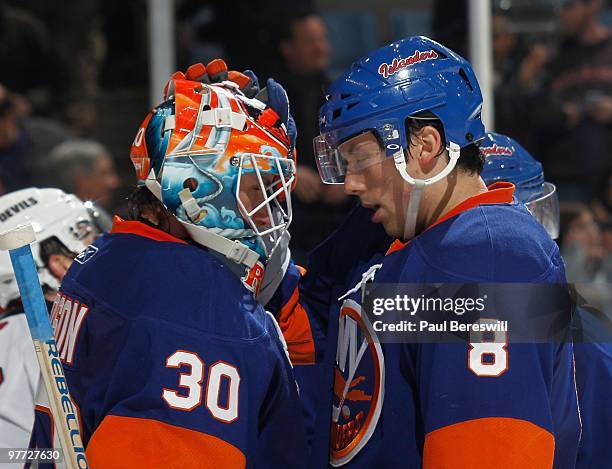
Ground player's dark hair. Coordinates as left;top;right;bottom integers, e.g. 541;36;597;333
39;237;75;269
29;236;74;301
127;185;175;232
405;111;484;175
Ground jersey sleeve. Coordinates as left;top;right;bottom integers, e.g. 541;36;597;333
62;301;305;469
410;341;580;469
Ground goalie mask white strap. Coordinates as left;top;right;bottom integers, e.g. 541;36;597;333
234;93;267;111
180;221;260;268
178;188;259;268
145;171;259;268
178;189;205;223
144;173;163;200
164;115;176;132
200;107;247;130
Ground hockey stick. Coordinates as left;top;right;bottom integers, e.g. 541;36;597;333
0;224;88;469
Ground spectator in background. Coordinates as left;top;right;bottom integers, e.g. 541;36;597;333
0;0;102;133
492;6;555;152
559;202;607;282
47;140;120;215
0;84;28;193
0;1;58;117
0;83;71;194
532;0;612;202
592;167;611;220
273;6;353;262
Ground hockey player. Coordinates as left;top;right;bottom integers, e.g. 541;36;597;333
480;131;612;469
480;132;560;239
262;36;581;468
312;36;581;467
38;75;308;468
0;188;99;449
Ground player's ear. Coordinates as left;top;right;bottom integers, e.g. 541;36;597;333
417;126;443;166
47;253;74;281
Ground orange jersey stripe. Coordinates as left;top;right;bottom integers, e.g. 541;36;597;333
423;417;554;469
277;266;316;365
386;182;516;255
110;217;189;245
86;415;246;469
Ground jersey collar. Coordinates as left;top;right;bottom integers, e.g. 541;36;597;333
387;182;515;255
110;216;189;245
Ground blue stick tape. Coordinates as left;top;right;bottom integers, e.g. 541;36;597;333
8;244;54;341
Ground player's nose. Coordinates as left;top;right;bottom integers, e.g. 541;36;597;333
344;171;366;196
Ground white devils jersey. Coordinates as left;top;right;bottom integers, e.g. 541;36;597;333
0;313;40;448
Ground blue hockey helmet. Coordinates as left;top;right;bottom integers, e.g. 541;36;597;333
481;132;544;203
481;132;559;238
314;36;485;185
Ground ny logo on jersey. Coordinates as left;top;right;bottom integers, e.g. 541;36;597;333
50;292;90;366
331;299;385;467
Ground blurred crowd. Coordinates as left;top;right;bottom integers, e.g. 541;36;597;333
0;0;610;279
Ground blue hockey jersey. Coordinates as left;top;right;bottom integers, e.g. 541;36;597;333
572;308;612;469
33;217;308;468
274;183;582;468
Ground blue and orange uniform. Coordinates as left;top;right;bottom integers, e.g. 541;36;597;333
272;183;581;468
31;217;308;469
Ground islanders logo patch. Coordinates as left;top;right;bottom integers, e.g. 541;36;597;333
330;299;385;467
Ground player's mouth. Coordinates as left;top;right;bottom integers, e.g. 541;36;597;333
362;202;383;223
252;213;272;228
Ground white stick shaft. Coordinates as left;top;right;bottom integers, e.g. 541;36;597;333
0;224;89;468
34;339;87;469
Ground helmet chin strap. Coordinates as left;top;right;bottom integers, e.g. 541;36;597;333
144;173;260;269
179;220;260;268
392;142;461;240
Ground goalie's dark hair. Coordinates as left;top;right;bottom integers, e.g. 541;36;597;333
405;111;484;175
127;185;176;233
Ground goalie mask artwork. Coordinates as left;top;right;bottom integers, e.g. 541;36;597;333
130;78;296;289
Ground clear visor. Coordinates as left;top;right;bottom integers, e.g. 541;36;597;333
314;119;403;184
525;182;560;239
235;153;296;258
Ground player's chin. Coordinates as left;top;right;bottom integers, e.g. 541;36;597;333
381;219;402;239
252;217;272;230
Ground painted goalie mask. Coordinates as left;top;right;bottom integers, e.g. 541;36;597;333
130;79;296;273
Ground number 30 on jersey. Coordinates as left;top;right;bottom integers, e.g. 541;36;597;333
162;350;240;423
